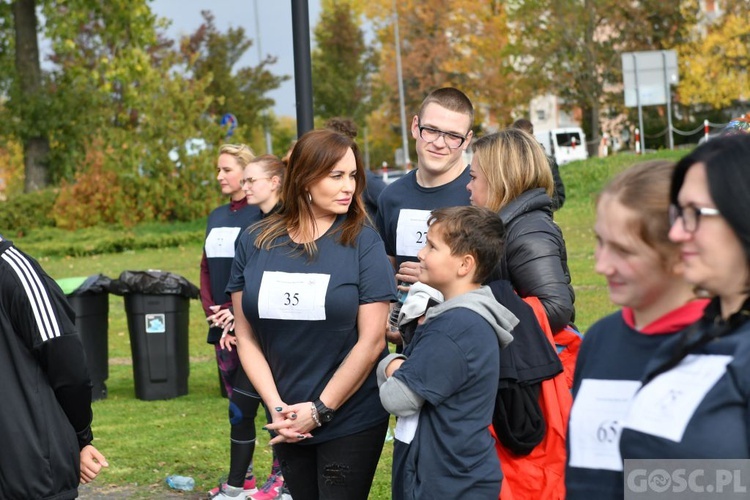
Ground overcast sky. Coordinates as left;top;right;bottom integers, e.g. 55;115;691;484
150;0;323;119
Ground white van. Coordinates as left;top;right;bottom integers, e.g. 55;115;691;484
534;127;588;165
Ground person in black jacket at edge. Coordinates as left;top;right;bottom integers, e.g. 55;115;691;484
511;118;566;212
0;236;108;499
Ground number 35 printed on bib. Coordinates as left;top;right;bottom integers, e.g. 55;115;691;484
257;271;330;321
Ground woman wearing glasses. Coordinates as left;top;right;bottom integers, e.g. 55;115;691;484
566;160;708;499
620;134;750;462
228;129;396;500
200;143;263;499
210;154;289;500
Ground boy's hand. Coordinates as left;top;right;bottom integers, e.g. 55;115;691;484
396;261;421;285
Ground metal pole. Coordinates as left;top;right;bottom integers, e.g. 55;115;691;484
662;50;674;150
633;53;645;154
291;0;314;137
393;0;410;168
363;125;371;170
255;0;273;153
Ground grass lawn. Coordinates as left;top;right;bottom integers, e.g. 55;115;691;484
16;150;684;498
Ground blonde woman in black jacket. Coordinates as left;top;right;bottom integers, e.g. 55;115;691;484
467;128;575;333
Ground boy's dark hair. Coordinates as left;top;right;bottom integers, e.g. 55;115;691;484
427;206;505;284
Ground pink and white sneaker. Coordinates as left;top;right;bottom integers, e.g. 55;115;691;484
249;472;286;500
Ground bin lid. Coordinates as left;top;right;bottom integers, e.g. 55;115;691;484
109;270;199;298
57;277;88;295
56;275;112;296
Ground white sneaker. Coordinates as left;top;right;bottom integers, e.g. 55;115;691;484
209;483;247;499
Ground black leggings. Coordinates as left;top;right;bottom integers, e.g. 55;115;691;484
227;367;262;486
273;420;388;500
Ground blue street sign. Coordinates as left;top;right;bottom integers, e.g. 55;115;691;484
221;113;238;137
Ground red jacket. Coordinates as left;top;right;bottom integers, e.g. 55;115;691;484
493;296;578;500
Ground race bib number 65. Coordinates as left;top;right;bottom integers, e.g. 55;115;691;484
257;271;330;321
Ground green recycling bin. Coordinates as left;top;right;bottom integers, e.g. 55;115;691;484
57;275;111;402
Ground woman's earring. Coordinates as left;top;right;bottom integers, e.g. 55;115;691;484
307;192;312;203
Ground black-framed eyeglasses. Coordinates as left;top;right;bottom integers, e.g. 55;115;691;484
240;177;270;187
417;123;467;149
669;204;721;233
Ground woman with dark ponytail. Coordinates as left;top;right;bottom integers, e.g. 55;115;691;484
620;133;750;460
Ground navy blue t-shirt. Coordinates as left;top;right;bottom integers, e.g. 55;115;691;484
391;307;502;500
376;167;471;267
203;201;261;343
567;311;685;499
620;302;750;461
226;216;397;443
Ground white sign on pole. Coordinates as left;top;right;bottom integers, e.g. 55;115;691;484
622;50;679;107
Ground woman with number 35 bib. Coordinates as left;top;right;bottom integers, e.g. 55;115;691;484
227;129;396;500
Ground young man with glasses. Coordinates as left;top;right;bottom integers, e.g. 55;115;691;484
376;87;474;344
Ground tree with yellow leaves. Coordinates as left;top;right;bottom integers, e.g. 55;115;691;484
676;2;750;109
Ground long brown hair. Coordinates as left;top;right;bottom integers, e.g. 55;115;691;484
254;129;367;256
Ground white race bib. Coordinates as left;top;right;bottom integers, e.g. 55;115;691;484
568;379;641;471
257;271;330;321
205;227;242;258
395;209;431;257
395;411;420;444
622;354;733;442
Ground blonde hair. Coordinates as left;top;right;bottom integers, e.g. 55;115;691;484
219;143;255;168
471;129;553;211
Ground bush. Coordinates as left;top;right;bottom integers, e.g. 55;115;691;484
52;135;223;230
0;188;58;236
53;143;141;229
18;221;206;257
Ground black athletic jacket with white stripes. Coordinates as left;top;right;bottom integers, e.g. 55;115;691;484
0;237;93;500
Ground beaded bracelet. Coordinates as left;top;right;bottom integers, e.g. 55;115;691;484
310;402;322;427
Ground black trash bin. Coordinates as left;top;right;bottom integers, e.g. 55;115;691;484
57;275;112;402
110;271;199;401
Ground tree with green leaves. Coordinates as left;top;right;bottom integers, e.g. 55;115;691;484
311;1;381;125
180;10;288;145
0;2;288;205
505;0;696;144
